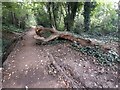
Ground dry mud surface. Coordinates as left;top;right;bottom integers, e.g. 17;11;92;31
2;29;118;88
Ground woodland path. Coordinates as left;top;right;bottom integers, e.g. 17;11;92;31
2;28;118;88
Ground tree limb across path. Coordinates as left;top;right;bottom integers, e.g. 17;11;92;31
33;26;94;46
33;26;110;52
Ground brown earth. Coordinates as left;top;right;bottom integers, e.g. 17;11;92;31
2;28;118;88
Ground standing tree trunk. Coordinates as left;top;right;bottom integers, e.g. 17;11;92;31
51;2;57;29
64;2;79;31
84;1;91;32
118;0;120;83
118;1;120;38
14;13;19;28
20;17;25;29
11;12;16;25
46;2;57;28
64;3;71;31
46;2;53;27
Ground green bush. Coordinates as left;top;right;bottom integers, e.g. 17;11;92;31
2;25;24;33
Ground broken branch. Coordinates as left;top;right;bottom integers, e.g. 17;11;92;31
34;26;94;46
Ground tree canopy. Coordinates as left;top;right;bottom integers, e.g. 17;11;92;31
2;1;118;35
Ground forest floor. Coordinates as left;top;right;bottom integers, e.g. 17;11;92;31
2;28;119;88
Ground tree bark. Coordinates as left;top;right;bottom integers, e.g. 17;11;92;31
64;2;79;31
118;1;120;39
118;1;120;56
33;26;111;53
34;26;93;46
84;1;91;32
47;2;53;27
51;2;57;29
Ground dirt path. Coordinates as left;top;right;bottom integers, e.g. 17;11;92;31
2;29;118;88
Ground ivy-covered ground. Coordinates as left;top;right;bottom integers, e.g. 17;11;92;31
42;33;119;68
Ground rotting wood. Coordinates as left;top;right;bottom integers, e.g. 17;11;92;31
33;26;111;52
33;26;94;46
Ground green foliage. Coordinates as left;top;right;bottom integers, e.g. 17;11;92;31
71;43;120;66
0;38;12;58
74;14;84;34
90;2;118;34
36;35;119;67
3;2;118;34
30;3;50;27
73;1;118;35
2;25;24;33
1;1;119;69
2;2;37;29
26;14;37;27
2;38;11;49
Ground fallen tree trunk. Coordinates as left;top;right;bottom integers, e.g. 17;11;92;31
33;26;94;46
33;26;111;52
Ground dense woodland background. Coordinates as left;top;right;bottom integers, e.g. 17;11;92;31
1;1;120;65
2;1;119;32
1;1;120;88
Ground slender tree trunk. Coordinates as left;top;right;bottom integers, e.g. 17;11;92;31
18;20;21;28
11;12;17;27
22;17;25;29
14;13;19;28
64;2;79;31
52;2;57;29
47;2;52;27
118;1;120;35
10;11;13;24
84;1;91;32
118;0;120;81
70;2;79;32
64;3;70;31
10;11;15;26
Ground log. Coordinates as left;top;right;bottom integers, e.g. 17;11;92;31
33;26;112;52
34;26;94;46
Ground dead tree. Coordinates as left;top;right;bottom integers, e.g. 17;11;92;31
33;26;94;46
33;26;111;53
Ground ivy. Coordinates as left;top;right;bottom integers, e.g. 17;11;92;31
71;42;120;66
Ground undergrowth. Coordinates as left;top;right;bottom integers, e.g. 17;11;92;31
2;25;24;33
44;38;120;67
71;42;120;67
